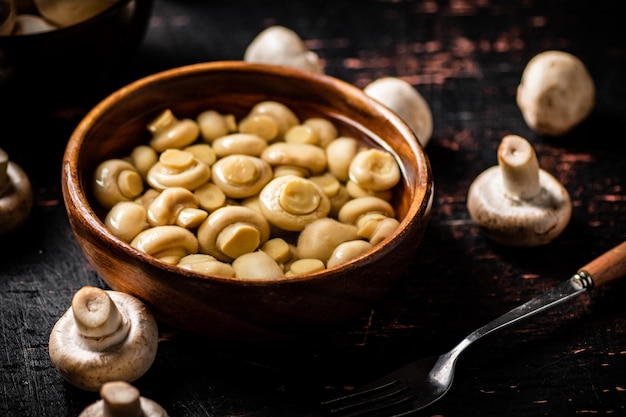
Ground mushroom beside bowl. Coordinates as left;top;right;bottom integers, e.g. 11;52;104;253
62;61;434;341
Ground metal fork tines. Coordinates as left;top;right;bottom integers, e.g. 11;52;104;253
321;356;445;417
321;379;415;416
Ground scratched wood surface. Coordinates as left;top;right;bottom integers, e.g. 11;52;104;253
1;0;626;416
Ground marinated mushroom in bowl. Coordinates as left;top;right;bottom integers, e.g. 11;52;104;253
93;101;408;278
62;61;433;340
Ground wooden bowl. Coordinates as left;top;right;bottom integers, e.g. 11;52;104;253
0;0;154;116
62;61;433;341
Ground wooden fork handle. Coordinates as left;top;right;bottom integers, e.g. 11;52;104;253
579;240;626;288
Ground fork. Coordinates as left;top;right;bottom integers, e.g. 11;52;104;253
320;239;626;416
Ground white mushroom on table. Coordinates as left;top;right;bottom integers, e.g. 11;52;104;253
49;286;159;392
244;25;324;74
466;134;572;247
516;50;595;136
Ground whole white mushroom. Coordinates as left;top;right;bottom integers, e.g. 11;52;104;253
49;286;159;391
516;50;595;136
244;25;324;74
363;77;433;147
466;134;572;247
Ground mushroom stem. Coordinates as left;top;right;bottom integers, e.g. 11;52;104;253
197;206;270;262
100;381;142;417
71;286;130;351
216;223;262;259
79;381;170;417
497;134;540;200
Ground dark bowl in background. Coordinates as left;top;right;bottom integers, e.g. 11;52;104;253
0;0;154;118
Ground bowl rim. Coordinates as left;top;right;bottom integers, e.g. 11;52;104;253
63;60;433;287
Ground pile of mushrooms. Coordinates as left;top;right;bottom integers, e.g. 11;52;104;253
93;101;404;279
466;134;572;247
49;286;159;392
0;148;33;234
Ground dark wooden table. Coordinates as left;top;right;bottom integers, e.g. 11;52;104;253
2;1;626;416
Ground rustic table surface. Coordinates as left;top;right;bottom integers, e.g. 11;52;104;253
2;1;625;416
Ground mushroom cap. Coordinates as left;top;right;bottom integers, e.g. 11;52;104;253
516;50;595;136
232;250;285;280
261;142;327;175
146;187;199;227
92;159;144;209
243;25;324;74
326;239;374;269
211;154;273;198
104;201;148;243
259;175;331;231
363;77;433;147
48;290;159;391
197;205;271;262
467;165;572;246
296;217;360;262
325;137;360;182
131;225;199;264
146;149;211;191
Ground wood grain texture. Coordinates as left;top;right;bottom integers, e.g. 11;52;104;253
1;0;625;416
